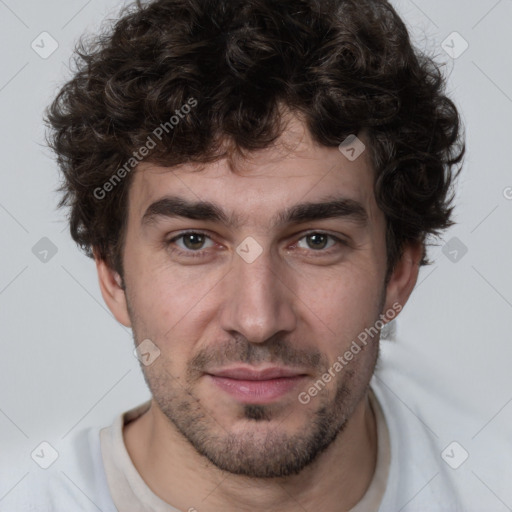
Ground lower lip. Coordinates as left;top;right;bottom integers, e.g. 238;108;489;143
208;375;305;404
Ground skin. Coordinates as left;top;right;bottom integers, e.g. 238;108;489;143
96;115;422;512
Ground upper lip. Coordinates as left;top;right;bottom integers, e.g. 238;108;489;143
207;366;307;381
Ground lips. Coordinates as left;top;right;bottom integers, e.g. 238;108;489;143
209;366;306;381
206;366;308;404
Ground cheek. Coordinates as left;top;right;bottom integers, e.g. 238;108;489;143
126;267;226;370
297;265;384;348
125;241;222;322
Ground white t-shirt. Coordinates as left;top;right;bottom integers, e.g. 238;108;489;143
0;343;503;511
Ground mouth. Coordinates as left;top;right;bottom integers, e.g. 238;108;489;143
206;366;309;404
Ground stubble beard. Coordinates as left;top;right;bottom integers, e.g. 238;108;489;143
141;356;376;479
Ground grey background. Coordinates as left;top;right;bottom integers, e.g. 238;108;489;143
0;0;511;507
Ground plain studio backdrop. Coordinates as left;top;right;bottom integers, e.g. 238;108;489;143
0;0;511;508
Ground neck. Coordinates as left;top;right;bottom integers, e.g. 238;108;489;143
124;391;378;512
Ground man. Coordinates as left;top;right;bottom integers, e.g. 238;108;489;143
9;0;474;510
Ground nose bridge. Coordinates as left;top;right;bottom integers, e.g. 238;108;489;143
219;245;296;343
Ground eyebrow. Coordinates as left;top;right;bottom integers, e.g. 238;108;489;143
141;195;369;230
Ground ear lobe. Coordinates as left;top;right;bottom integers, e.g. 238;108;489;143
93;249;131;327
382;240;423;319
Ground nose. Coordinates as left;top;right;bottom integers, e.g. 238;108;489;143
218;246;297;344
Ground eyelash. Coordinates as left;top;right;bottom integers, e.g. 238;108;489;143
165;230;348;259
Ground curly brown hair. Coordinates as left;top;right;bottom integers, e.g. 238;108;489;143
45;0;465;284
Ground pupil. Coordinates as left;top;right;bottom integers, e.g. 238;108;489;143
185;234;204;250
309;234;326;249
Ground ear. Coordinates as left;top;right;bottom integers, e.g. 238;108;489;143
382;240;423;320
93;249;131;327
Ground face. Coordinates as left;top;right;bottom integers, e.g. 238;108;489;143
116;117;393;478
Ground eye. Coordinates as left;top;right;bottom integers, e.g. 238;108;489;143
165;230;347;261
167;231;215;256
295;232;342;252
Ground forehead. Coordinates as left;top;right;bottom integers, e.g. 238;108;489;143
128;118;379;228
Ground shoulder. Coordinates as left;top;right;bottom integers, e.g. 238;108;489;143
372;340;504;512
0;424;118;512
